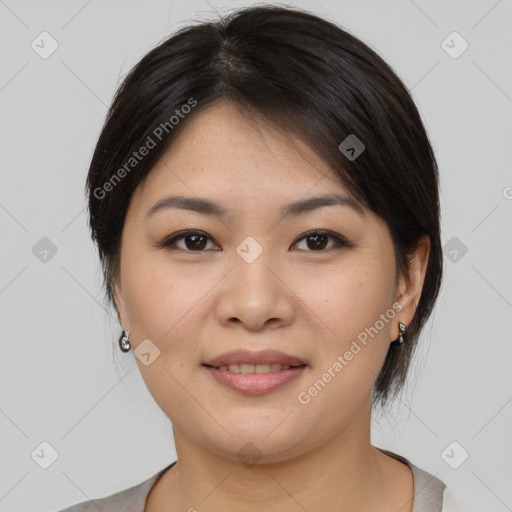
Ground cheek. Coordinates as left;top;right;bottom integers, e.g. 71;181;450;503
293;271;394;433
121;260;208;417
298;258;395;345
120;250;207;348
295;257;396;403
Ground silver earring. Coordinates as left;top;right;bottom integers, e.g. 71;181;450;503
119;330;131;352
397;322;407;345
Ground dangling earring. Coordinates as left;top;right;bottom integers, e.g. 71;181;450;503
118;330;131;352
397;321;407;345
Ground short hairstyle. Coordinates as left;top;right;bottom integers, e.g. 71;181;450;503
86;4;443;407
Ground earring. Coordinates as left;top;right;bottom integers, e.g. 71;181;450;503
118;330;131;352
397;322;407;345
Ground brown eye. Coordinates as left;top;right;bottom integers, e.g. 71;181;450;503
160;231;219;251
305;233;329;250
292;230;350;251
183;234;208;250
160;229;351;253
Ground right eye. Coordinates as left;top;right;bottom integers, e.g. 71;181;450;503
159;230;221;252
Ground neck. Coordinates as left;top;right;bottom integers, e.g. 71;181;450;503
147;401;413;512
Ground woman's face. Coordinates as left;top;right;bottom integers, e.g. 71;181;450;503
114;101;419;463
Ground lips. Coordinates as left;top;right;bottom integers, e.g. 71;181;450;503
202;349;308;368
202;350;308;396
203;364;307;395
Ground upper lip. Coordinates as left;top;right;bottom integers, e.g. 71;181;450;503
203;349;308;368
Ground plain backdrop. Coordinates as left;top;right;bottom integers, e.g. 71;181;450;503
0;0;511;510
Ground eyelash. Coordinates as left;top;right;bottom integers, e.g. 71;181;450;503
158;229;352;253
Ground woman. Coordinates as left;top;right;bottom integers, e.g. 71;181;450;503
59;4;449;511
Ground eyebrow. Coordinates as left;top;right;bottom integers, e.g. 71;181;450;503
145;193;366;220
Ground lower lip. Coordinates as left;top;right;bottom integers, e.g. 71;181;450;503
203;365;307;395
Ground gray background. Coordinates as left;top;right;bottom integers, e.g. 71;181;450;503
0;0;511;510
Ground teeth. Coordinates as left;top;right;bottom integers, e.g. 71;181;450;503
240;363;254;374
217;363;295;373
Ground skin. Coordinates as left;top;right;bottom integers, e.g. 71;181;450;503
113;101;430;512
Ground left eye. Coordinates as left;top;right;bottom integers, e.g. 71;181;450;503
160;230;350;252
292;231;349;251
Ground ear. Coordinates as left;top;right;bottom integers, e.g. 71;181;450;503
113;276;128;328
392;235;430;340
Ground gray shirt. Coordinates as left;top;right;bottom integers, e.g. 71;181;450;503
57;452;446;512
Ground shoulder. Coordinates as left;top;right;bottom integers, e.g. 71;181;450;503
406;461;469;512
56;477;157;512
56;463;175;512
407;461;446;510
378;448;446;511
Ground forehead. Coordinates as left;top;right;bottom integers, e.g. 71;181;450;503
133;102;350;203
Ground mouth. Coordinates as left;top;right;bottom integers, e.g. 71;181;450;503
202;349;309;369
203;362;307;374
201;349;309;395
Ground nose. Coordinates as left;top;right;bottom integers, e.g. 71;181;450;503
215;249;296;332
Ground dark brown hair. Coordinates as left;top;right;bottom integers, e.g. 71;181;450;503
86;3;443;407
